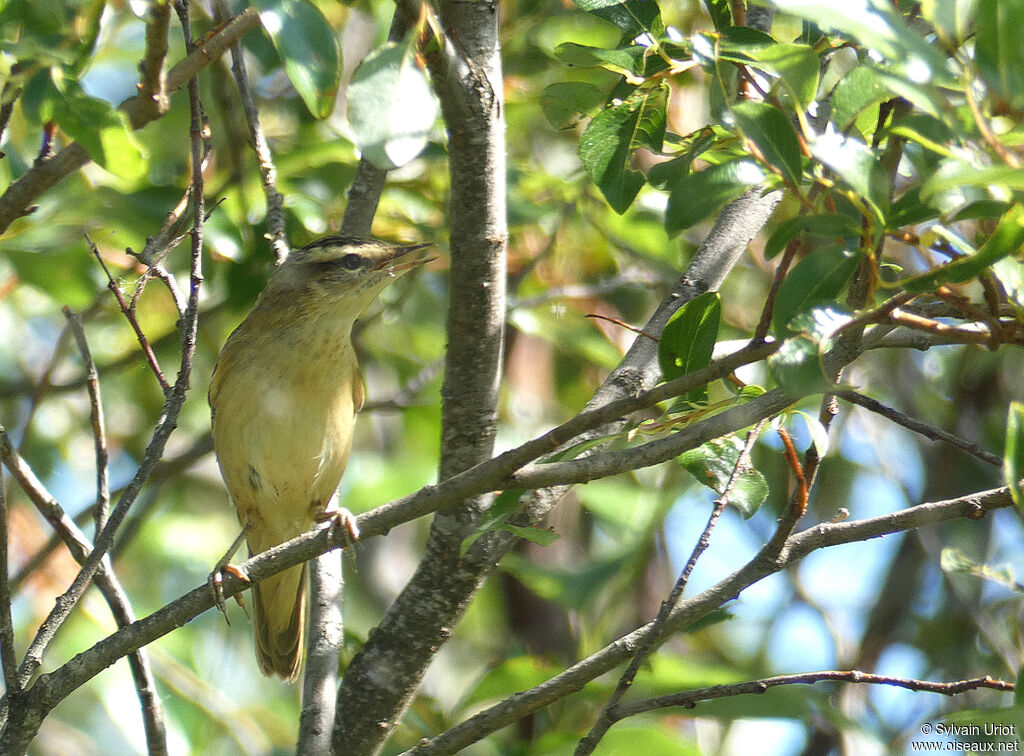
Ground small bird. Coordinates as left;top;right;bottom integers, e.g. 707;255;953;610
209;236;431;680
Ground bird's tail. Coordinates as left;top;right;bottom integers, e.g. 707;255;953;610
252;562;307;681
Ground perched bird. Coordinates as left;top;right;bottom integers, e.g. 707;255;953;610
209;236;431;680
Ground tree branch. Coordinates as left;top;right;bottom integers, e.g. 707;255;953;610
402;484;1016;755
837;390;1002;467
611;671;1014;720
333;0;508;751
0;7;258;236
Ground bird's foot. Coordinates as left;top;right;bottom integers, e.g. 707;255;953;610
315;506;361;546
209;523;252;623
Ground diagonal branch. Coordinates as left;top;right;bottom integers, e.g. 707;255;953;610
402;484;1017;755
837;390;1002;467
0;7;259;236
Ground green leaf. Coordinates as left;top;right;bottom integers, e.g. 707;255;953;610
579;83;668;214
461;656;558;709
7;245;99;309
590;728;700;755
1004;402;1024;511
746;42;820;109
902;203;1024;293
920;0;978;44
888;114;955;158
572;0;664;38
554;42;645;75
499;550;633;610
732;101;802;186
831;65;891;131
769;0;948;83
993;255;1024;307
658;292;721;403
940;547;1020;591
706;0;733;30
460;490;524;555
772;244;860;335
29;74;145;176
975;0;1024;110
347;33;439;170
540;82;606;128
665;159;765;234
810;131;889;222
254;0;341;119
678;435;770;518
792;409;831;457
922;161;1024;204
764;213;860;260
767;335;833;396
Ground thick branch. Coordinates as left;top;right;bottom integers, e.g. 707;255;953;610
333;1;508;752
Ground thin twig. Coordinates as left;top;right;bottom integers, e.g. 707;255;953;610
575;419;767;755
777;424;809;517
611;671;1014;719
88;235;170;393
0;427;168;753
752;236;800;344
837;391;1002;467
584;313;659;342
6;0;207;708
212;0;288;264
61;308;110;532
129;0;172;128
11;435;213;592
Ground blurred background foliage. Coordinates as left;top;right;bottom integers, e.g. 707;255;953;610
0;0;1022;754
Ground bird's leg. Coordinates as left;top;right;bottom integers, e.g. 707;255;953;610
209;521;252;623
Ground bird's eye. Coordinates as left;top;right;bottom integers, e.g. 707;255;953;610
340;253;363;271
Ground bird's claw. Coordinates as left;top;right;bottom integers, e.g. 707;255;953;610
315;506;361;545
209;563;251;624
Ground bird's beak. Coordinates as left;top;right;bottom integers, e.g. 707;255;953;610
377;243;436;274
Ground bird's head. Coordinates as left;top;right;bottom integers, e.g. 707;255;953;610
264;237;433;318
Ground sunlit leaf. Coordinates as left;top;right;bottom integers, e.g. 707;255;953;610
747;42;820;109
677;435;770;517
254;0;341;119
940;547;1020;590
764;213;860;260
572;0;664;37
769;0;947;83
541;81;606;128
902;203;1024;293
768;335;833;396
554;42;645;75
347;33;439;170
772;244;860;335
975;0;1024;110
810;131;890;222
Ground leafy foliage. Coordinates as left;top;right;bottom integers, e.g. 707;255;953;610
0;0;1022;753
